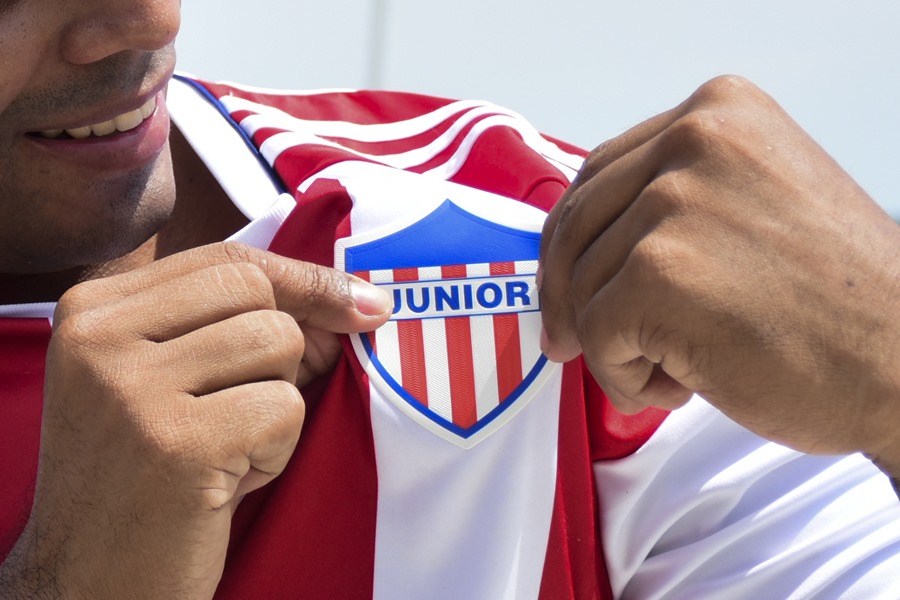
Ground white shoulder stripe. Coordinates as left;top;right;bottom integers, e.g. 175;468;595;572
224;95;497;142
168;78;283;220
257;107;495;173
420;114;582;182
255;112;581;183
220;94;584;183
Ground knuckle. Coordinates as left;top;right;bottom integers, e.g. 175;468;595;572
240;310;304;364
637;319;675;360
638;171;691;215
265;311;306;358
213;262;274;309
251;380;307;437
663;110;727;156
297;263;350;308
48;321;153;411
270;378;305;409
690;74;758;108
579;139;616;182
53;280;100;324
243;310;284;348
303;265;330;301
626;235;686;288
551;185;590;251
550;202;576;250
51;309;97;349
570;256;596;313
51;304;122;360
680;76;780;140
574;298;600;344
217;240;261;266
282;382;307;427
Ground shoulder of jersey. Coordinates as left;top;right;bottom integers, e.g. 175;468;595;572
185;77;586;190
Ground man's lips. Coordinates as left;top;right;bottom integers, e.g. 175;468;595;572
29;96;158;140
24;91;171;172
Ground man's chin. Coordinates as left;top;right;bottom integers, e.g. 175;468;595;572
2;195;174;277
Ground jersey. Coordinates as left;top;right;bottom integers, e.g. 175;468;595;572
1;74;899;599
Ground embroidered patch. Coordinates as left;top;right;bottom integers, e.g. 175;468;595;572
335;198;558;448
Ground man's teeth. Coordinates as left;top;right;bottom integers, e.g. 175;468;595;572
39;96;157;139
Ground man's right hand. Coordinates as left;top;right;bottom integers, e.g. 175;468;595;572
1;242;391;599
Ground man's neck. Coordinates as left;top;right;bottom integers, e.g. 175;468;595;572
0;126;248;305
153;124;249;261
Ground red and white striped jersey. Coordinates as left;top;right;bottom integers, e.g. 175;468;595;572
1;74;899;599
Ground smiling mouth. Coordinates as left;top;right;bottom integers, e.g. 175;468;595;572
32;96;157;140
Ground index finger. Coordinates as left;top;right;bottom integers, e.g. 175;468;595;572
56;242;392;333
538;107;682;362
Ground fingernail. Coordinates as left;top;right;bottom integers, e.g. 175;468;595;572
351;280;393;316
539;324;549;354
535;264;543;291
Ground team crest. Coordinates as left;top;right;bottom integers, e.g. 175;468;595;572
335;198;559;448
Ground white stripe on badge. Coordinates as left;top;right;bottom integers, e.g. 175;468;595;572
470;314;501;420
375;321;401;383
421;317;453;422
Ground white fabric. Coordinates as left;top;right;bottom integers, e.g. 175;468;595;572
0;302;55;319
168;77;287;221
368;370;561;600
335;161;560;599
597;396;900;599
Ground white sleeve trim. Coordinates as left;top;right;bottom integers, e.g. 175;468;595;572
167;76;284;221
0;302;55;320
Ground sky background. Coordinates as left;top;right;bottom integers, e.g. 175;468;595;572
175;1;900;217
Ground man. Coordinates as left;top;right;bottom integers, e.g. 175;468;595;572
0;1;898;598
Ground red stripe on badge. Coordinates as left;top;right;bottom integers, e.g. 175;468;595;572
395;268;429;406
490;262;523;402
442;265;477;429
441;264;467;279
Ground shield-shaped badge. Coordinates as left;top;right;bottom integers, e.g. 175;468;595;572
335;197;559;448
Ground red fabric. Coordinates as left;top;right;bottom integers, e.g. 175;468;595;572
0;318;51;561
272;144;378;194
218;179;379;598
537;362;667;600
539;362;612;600
219;356;378;598
453;127;572;202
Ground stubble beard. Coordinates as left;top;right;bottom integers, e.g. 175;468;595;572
0;147;177;274
0;49;178;275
